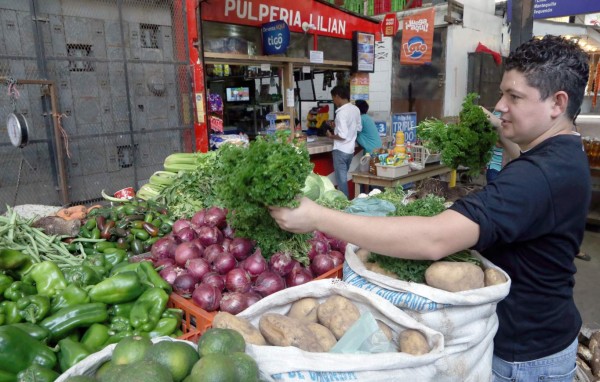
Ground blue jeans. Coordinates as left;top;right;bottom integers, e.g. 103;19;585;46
492;338;577;382
332;149;354;198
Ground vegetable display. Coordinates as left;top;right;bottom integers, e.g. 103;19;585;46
417;93;498;176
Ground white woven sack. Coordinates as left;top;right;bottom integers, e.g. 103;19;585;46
238;279;445;382
55;336;196;382
342;245;511;381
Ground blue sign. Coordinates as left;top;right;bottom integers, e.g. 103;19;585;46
392;113;417;144
262;20;290;55
508;0;600;20
374;121;387;136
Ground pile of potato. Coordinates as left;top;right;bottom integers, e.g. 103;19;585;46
577;329;600;380
212;294;432;355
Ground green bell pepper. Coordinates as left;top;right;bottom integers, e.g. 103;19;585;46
57;337;91;372
17;295;51;324
16;364;59;382
103;330;134;346
138;261;172;294
93;241;115;253
135;317;178;339
4;281;36;302
161;308;183;321
102;248;126;269
129;287;169;332
88;271;144;304
0;249;29;270
0;274;13;297
63;265;102;288
7;323;50;342
109;315;132;334
80;323;110;353
26;261;67;297
40;302;108;342
82;253;109;277
108;301;135;318
0;326;57;375
0;369;16;382
50;284;90;314
0;301;22;324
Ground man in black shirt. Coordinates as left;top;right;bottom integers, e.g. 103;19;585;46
270;35;589;381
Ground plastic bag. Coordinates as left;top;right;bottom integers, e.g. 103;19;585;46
330;311;397;354
344;198;396;216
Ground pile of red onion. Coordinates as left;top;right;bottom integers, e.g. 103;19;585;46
148;207;347;315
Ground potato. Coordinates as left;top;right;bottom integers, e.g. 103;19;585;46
425;261;484;292
589;331;600;353
355;248;370;263
591;346;600;378
365;262;398;278
212;311;267;345
259;313;324;352
306;322;337;351
317;295;361;339
376;320;394;342
398;329;430;355
287;298;320;323
484;268;507;286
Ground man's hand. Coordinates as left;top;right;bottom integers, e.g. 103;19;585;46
269;197;321;234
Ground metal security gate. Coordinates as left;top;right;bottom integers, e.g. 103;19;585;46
0;0;195;209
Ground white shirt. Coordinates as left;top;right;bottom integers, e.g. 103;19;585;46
333;102;362;154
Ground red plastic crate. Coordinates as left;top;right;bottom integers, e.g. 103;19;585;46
374;0;391;15
315;263;343;280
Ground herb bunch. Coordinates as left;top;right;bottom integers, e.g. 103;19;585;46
417;93;498;177
215;131;314;264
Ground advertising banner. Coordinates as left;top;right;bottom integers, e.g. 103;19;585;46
508;0;600;20
202;0;379;40
262;20;290;55
392;113;417;143
382;13;398;37
350;73;369;101
400;8;435;66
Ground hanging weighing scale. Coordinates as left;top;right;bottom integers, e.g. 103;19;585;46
6;112;29;148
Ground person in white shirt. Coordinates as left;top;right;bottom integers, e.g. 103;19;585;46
326;85;361;198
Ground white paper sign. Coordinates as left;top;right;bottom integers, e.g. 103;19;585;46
302;66;311;73
310;50;324;64
286;88;295;108
260;63;271;72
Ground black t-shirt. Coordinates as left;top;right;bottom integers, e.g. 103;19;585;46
450;134;590;362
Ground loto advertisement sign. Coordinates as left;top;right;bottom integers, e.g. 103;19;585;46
202;0;379;40
262;20;290;55
382;13;398;37
400;8;435;65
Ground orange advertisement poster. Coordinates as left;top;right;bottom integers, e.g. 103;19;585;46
400;8;435;65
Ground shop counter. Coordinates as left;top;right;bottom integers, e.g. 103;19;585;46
349;163;452;196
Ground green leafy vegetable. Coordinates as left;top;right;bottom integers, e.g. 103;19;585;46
216;131;314;264
417;93;498;176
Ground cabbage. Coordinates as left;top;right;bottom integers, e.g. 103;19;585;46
302;173;323;201
322;189;347;203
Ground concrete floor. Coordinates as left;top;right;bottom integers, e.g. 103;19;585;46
574;226;600;329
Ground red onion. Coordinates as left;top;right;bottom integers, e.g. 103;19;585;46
253;271;285;297
159;265;181;285
269;252;296;277
172;219;192;234
308;239;330;261
310;254;335;276
222;238;232;252
154;258;175;269
175;227;197;242
174;242;202;267
203;244;224;264
204;206;227;229
286;265;314;287
197;226;222;247
229;237;254;261
192;283;222;312
188;238;205;254
225;268;252;293
151;236;177;259
191;209;206;227
242;249;268;278
222;224;235;239
202;272;226;291
220;292;249;315
186;257;211;280
328;250;344;268
213;252;237;275
128;254;154;263
173;273;198;297
242;291;262;308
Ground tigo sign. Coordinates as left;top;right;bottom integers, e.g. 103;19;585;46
262;20;290;55
400;8;434;65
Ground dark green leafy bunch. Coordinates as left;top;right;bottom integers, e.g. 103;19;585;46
417;93;498;176
155;151;222;218
394;194;446;217
215;131;314;264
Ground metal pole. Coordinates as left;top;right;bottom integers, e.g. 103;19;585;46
510;0;534;52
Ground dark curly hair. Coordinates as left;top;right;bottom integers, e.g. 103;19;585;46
505;35;589;120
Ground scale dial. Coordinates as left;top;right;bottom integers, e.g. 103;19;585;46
6;112;29;148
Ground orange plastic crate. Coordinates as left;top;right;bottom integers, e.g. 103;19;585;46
169;263;343;340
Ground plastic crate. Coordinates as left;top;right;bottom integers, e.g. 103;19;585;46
375;163;409;178
316;263;343;279
168;292;215;336
411;145;441;167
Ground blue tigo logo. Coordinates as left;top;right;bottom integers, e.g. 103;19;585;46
262;20;290;55
404;36;428;59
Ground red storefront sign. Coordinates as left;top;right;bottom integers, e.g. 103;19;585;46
400;7;434;65
382;13;398;37
201;0;379;40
